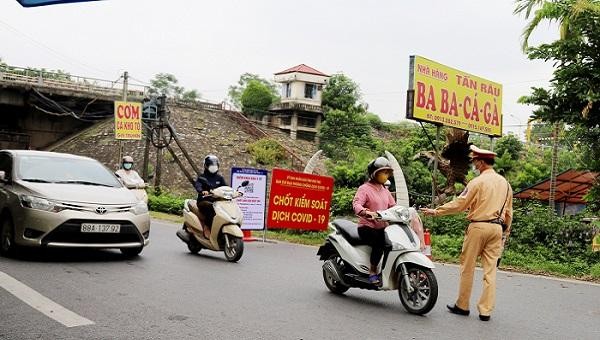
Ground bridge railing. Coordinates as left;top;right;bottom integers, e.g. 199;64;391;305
0;65;147;99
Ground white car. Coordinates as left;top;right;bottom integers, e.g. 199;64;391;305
0;150;150;257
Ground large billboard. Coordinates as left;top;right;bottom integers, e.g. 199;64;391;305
407;56;503;137
267;169;334;231
114;101;142;140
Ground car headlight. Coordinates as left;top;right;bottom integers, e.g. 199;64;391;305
20;195;63;213
131;201;148;215
396;207;410;223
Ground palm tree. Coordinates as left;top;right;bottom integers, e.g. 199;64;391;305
514;0;600;51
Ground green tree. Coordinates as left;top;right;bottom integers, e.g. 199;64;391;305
528;121;555;145
148;73;201;101
148;73;183;97
326;147;374;188
181;89;200;102
517;1;600;207
515;0;600;50
495;134;524;161
241;80;276;114
228;73;279;109
321;74;362;112
318;108;373;160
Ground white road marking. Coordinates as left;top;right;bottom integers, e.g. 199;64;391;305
0;271;94;327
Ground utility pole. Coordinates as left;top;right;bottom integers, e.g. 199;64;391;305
155;125;163;195
431;125;441;206
142;122;151;182
118;71;128;165
548;122;560;212
154;96;165;195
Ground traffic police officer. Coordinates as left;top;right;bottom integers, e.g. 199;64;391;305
421;145;513;321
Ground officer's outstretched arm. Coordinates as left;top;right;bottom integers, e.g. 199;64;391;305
435;183;477;217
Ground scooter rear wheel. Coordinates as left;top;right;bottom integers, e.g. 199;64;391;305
188;236;202;254
323;255;350;295
398;266;438;315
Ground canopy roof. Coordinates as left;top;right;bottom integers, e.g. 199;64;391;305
514;169;599;204
274;64;328;77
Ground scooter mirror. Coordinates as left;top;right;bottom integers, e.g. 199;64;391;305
241;180;250;187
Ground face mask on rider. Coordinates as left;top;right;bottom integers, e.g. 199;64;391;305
375;171;390;185
123;163;133;170
208;165;219;174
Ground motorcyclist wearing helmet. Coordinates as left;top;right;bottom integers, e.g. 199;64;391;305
115;155;146;189
352;156;396;286
193;155;227;238
115;155;147;203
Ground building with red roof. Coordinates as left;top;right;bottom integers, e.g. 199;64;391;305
261;64;329;142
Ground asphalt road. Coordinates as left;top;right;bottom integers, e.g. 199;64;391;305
1;219;599;340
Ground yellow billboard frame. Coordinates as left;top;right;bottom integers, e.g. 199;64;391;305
114;101;142;140
407;56;503;137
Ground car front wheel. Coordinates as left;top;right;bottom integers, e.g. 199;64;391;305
120;246;143;257
0;217;17;257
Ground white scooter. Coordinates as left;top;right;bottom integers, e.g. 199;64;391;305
317;205;438;315
176;181;249;262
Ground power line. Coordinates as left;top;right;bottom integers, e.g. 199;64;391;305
0;18;115;77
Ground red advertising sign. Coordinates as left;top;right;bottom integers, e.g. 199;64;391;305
267;168;334;231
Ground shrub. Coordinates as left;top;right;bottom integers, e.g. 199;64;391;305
148;191;185;215
591;263;600;278
510;204;597;260
330;187;356;217
431;234;463;261
247;138;287;166
421;213;469;237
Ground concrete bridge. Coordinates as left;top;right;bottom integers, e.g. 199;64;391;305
0;65;146;150
0;64;308;172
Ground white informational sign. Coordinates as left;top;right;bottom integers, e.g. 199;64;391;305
231;167;268;230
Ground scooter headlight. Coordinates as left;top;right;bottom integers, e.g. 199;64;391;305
222;189;234;200
395;207;410;223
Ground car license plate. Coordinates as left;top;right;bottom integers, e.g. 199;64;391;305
81;223;120;233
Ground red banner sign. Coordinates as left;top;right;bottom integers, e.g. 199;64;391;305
267;168;334;231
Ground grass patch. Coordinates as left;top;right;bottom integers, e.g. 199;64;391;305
255;229;328;246
150;211;183;224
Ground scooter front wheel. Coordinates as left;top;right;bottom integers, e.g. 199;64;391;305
398;266;438;315
224;235;243;262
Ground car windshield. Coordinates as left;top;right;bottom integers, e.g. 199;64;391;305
16;155;122;188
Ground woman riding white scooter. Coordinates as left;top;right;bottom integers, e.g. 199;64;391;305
352;157;397;286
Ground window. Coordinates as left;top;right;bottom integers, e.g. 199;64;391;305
304;83;317;99
283;83;291;98
16;155;121;187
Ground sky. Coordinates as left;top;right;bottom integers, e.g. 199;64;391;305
1;0;559;139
